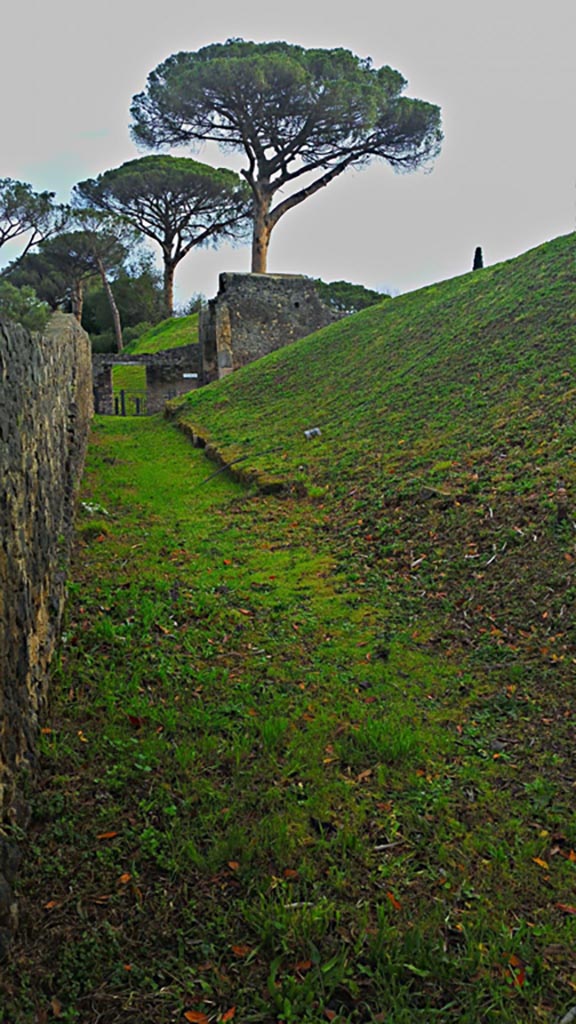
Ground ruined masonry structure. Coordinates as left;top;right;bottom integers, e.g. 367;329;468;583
0;313;93;957
200;273;335;382
92;343;201;415
91;275;335;413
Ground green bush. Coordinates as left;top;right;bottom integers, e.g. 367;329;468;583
123;321;152;343
0;280;50;332
90;330;116;353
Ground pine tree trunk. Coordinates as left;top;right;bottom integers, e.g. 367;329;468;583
163;261;175;317
251;192;273;274
97;258;123;352
71;280;84;323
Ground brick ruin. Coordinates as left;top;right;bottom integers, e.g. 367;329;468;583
199;272;335;381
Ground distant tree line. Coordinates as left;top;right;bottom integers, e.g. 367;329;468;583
313;279;390;315
0;38;443;346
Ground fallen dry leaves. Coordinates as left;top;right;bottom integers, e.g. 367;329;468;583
230;944;252;958
183;1011;209;1024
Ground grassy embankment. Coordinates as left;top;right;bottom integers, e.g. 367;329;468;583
122;313;199;355
2;234;575;1023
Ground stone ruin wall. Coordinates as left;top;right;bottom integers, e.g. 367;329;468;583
199;273;336;381
0;312;93;956
92;277;333;413
92;343;201;414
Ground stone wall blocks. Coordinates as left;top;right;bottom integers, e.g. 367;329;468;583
0;312;93;956
199;273;335;382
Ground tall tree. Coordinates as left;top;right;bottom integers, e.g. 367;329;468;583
82;256;165;340
70;210;139;350
5;251;69;311
473;246;484;271
130;40;443;273
0;178;67;262
74;156;250;315
7;229;127;334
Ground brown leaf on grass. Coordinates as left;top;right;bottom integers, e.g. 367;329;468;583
324;1012;336;1022
50;997;63;1017
356;768;373;782
43;900;59;911
532;857;549;869
96;831;119;840
231;944;252;957
508;954;526;987
221;1009;236;1022
184;1012;209;1024
117;873;131;885
283;868;298;879
386;891;402;911
227;861;240;871
295;959;312;973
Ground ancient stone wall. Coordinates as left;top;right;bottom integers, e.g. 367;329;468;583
92;343;201;414
0;312;93;956
199;273;335;382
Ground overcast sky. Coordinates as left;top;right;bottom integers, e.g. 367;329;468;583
1;0;574;303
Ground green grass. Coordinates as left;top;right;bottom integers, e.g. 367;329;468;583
168;234;575;495
123;313;199;354
111;364;147;415
2;235;576;1022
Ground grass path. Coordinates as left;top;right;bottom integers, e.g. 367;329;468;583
2;416;574;1023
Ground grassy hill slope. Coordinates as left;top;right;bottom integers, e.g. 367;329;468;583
123;312;199;354
170;234;576;670
169;234;576;932
170;234;574;495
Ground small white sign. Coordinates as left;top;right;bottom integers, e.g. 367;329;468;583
182;373;198;379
